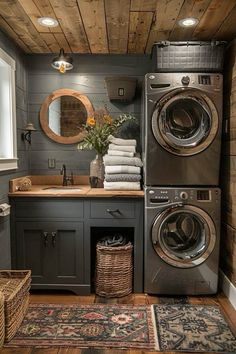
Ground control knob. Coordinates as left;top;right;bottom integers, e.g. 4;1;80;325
181;76;190;85
180;191;188;200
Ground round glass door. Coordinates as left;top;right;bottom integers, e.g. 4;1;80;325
152;205;216;268
152;88;218;156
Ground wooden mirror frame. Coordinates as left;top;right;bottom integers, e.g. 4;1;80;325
39;88;94;144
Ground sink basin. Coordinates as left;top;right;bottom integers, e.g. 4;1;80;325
43;186;82;191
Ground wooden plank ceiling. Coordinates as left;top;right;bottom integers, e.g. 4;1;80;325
0;0;236;54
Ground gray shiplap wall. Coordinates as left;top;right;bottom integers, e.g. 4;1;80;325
27;54;151;175
0;30;28;268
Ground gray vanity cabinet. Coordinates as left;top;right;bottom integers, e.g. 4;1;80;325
10;196;144;294
10;198;88;294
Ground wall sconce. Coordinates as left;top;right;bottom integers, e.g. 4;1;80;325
51;48;73;73
21;123;36;144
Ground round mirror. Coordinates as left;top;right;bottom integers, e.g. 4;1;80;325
39;88;94;144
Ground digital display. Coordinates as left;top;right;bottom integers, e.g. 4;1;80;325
197;190;210;201
150;198;169;203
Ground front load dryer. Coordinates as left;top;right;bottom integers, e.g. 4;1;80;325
143;73;223;186
144;187;221;295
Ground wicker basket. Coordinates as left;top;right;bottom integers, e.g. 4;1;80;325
95;242;133;298
0;292;4;348
0;270;31;342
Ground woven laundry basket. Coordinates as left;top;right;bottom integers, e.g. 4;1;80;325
0;292;4;348
95;242;133;298
0;270;31;342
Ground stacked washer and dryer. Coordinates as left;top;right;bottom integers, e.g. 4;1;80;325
143;72;222;295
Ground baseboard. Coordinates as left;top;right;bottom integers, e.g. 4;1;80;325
219;269;236;310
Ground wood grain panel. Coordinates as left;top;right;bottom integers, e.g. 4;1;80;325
0;0;236;53
78;0;108;53
0;0;49;52
31;0;61;33
49;0;90;53
221;38;236;287
215;4;236;40
170;0;212;41
105;0;130;53
40;33;60;52
0;15;31;52
145;0;185;53
130;0;157;11
53;33;71;53
193;0;236;40
128;11;153;53
17;0;48;33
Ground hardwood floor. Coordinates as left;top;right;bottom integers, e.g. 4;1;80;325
1;291;236;354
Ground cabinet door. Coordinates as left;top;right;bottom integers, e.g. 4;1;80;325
16;221;84;285
16;222;53;284
51;222;84;284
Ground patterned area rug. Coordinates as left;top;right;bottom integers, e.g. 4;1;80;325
152;304;236;353
5;303;156;349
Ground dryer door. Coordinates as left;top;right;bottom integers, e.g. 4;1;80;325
152;88;218;156
152;205;216;268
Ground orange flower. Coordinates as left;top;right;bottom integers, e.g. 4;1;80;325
86;117;95;126
103;115;113;124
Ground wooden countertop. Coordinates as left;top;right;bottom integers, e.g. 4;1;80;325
8;175;144;198
8;185;144;198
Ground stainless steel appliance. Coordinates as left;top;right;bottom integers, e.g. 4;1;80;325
144;187;221;295
143;73;223;186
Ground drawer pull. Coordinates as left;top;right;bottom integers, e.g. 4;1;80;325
43;232;49;247
51;232;57;247
106;208;121;215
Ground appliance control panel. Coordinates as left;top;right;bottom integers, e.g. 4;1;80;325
146;72;222;92
145;187;220;206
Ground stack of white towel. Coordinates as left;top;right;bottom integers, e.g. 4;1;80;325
103;135;142;190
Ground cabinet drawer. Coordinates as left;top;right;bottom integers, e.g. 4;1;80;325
14;200;84;219
90;201;135;219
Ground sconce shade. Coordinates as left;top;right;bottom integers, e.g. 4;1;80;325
22;122;36;144
51;48;73;73
24;122;37;131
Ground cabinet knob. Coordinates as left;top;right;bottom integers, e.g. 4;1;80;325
106;208;121;215
43;232;49;247
51;232;57;247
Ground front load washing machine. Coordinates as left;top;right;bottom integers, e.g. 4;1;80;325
144;187;221;295
143;73;223;186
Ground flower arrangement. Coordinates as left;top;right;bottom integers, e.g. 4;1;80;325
77;107;136;156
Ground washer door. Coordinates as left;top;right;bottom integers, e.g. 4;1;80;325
152;205;216;268
152;88;218;156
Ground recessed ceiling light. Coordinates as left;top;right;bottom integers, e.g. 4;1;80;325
38;17;58;27
178;17;199;27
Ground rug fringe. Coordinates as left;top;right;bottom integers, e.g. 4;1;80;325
151;304;159;351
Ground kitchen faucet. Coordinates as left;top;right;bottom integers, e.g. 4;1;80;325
60;164;74;186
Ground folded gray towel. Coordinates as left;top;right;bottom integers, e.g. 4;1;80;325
103;155;143;167
105;165;141;174
109;144;136;153
108;149;134;157
108;135;136;146
105;173;141;182
104;181;141;190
